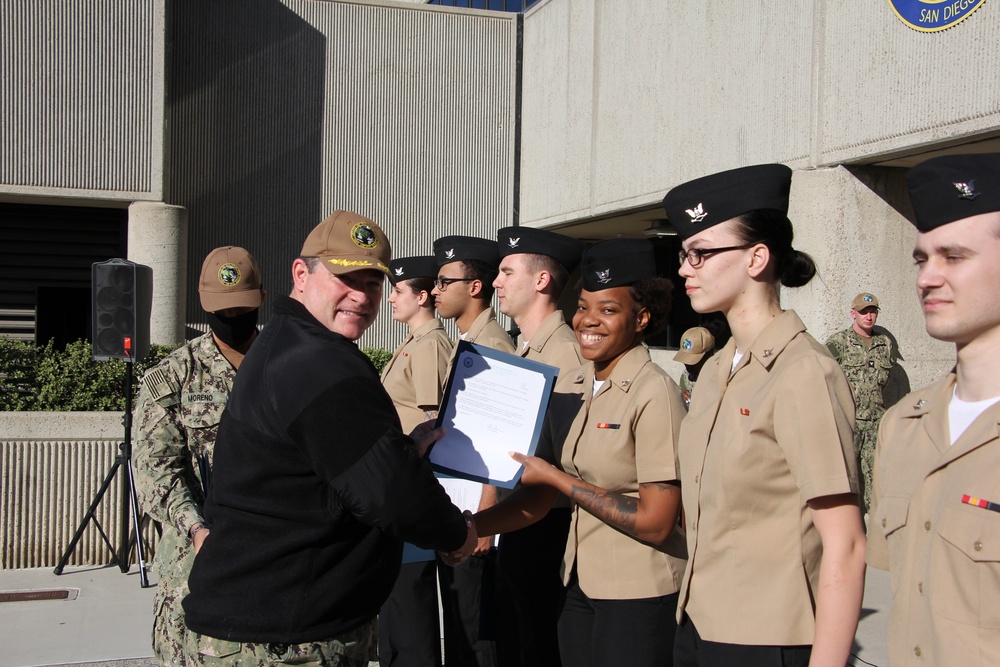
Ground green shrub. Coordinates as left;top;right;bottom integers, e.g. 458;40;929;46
0;338;176;411
362;347;393;374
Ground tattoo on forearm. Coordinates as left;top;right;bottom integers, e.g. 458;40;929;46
570;484;637;534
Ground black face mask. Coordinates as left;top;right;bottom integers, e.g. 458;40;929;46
207;310;259;348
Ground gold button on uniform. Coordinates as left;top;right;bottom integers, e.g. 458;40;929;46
917;582;922;593
914;646;921;657
924;520;931;530
975;541;983;551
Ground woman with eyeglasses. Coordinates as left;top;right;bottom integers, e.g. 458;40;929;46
378;255;453;667
663;164;866;667
470;238;688;667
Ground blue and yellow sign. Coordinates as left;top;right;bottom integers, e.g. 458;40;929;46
888;0;988;32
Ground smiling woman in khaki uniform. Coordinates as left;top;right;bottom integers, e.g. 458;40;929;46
473;238;687;667
663;164;866;667
378;255;453;667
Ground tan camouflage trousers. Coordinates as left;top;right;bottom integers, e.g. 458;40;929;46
855;419;879;519
184;619;377;666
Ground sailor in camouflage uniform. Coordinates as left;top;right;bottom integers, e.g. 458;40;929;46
825;292;893;517
133;246;264;666
673;326;715;410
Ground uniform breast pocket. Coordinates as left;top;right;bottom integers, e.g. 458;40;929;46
178;401;225;433
874;495;909;539
931;505;1000;628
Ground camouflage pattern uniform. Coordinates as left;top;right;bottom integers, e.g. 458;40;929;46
186;620;376;666
825;327;893;515
133;332;236;666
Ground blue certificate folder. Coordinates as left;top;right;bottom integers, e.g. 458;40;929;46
430;341;558;489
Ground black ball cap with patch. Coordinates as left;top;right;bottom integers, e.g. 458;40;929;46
662;163;792;240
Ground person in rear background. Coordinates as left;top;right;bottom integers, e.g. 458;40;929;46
664;163;865;667
868;153;1000;666
431;234;514;667
825;292;895;520
491;226;585;667
133;246;265;666
182;212;477;667
378;255;453;667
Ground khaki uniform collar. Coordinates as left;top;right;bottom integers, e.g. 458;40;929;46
521;310;568;358
411;317;444;341
725;309;807;375
572;344;650;396
464;307;498;342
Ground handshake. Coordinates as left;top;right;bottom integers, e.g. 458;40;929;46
438;511;482;567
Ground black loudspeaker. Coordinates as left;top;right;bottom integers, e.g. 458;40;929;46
92;259;153;362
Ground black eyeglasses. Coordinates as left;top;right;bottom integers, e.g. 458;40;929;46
678;244;755;269
434;277;475;291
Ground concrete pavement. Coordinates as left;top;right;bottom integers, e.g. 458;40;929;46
0;563;892;666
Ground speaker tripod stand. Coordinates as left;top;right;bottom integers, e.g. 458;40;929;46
54;358;151;588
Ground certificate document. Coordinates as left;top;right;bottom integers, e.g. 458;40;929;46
430;341;558;488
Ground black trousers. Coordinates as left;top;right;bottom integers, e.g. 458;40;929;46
557;572;678;667
673;615;811;667
379;560;441;667
494;508;571;667
438;550;497;667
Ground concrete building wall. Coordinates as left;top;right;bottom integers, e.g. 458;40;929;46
520;0;997;391
166;0;518;346
0;0;165;201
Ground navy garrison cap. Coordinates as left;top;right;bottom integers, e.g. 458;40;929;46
580;238;657;291
389;256;438;281
662;164;792;240
497;226;586;272
433;236;499;267
906;153;1000;231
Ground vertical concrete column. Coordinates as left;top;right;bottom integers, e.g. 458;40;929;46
127;202;188;345
785;165;950;394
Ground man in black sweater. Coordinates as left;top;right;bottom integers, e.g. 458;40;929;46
183;211;476;666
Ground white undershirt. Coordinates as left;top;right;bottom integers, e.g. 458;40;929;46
731;350;744;373
948;388;1000;445
593;379;605;397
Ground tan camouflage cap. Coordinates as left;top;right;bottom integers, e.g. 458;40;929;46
674;326;715;365
198;246;264;313
851;292;879;311
301;210;393;281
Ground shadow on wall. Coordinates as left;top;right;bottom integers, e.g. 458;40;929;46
166;0;326;332
878;326;912;410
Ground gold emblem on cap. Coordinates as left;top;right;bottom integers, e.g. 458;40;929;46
218;263;241;286
351;222;378;249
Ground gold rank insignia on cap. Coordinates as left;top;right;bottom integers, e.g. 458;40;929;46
218;263;241;286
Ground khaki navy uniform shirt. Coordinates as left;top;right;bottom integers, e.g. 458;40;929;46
380;318;452;433
445;306;515;381
541;344;687;600
868;374;1000;666
520;310;583;374
676;311;858;644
